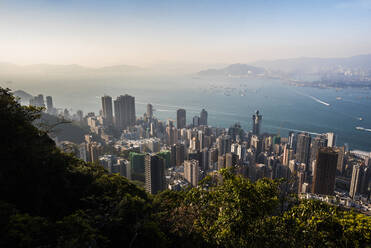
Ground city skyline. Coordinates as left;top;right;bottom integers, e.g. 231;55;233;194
20;89;371;151
34;88;369;208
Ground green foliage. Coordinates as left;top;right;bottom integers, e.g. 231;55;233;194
0;88;164;247
153;170;286;247
273;200;371;247
153;170;371;248
1;87;370;247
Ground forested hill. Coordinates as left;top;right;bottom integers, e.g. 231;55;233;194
38;112;89;144
0;87;370;247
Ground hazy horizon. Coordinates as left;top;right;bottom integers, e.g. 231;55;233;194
1;0;371;67
1;52;371;68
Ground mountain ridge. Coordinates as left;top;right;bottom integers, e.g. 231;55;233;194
0;62;144;74
196;54;371;82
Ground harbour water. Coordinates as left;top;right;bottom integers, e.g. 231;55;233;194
5;74;371;151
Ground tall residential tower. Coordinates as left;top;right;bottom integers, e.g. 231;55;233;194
101;95;113;126
200;109;208;126
252;110;262;136
114;94;136;130
312;147;338;195
145;154;165;194
177;109;186;129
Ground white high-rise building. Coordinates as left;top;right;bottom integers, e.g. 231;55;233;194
326;132;336;147
349;164;363;198
184;160;199;187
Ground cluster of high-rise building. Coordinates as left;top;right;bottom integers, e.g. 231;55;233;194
32;92;370;209
192;108;208;127
28;93;87;120
29;94;57;115
29;94;45;108
100;94;136;130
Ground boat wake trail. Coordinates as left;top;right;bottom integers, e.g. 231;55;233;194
308;95;330;106
291;89;330;106
356;127;371;132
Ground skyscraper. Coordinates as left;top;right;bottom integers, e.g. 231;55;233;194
282;144;293;166
184;160;199;187
336;146;345;176
46;96;53;111
312;147;338;195
208;147;218;169
193;116;200;127
225;152;238;168
101;95;113;126
89;142;102;163
114;94;136;130
76;110;84;122
310;135;327;165
326;132;336;147
296;133;311;166
360;166;371;196
349;164;363;198
147;104;153;119
166;126;178;145
29;94;45;108
200;109;208;126
250;135;262;156
198;131;205;149
175;143;185;166
218;155;225;170
177;109;186;129
252;110;262;136
201;147;209;171
190;137;200;151
217;134;231;155
288;132;297;152
145;154;165;194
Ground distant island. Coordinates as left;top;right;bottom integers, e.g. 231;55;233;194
12;89;33;103
197;54;371;89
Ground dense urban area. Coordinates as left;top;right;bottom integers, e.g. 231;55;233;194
27;91;371;214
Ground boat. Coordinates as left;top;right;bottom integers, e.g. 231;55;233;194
358;117;363;121
336;97;342;100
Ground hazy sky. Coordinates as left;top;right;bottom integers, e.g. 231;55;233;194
1;0;371;66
